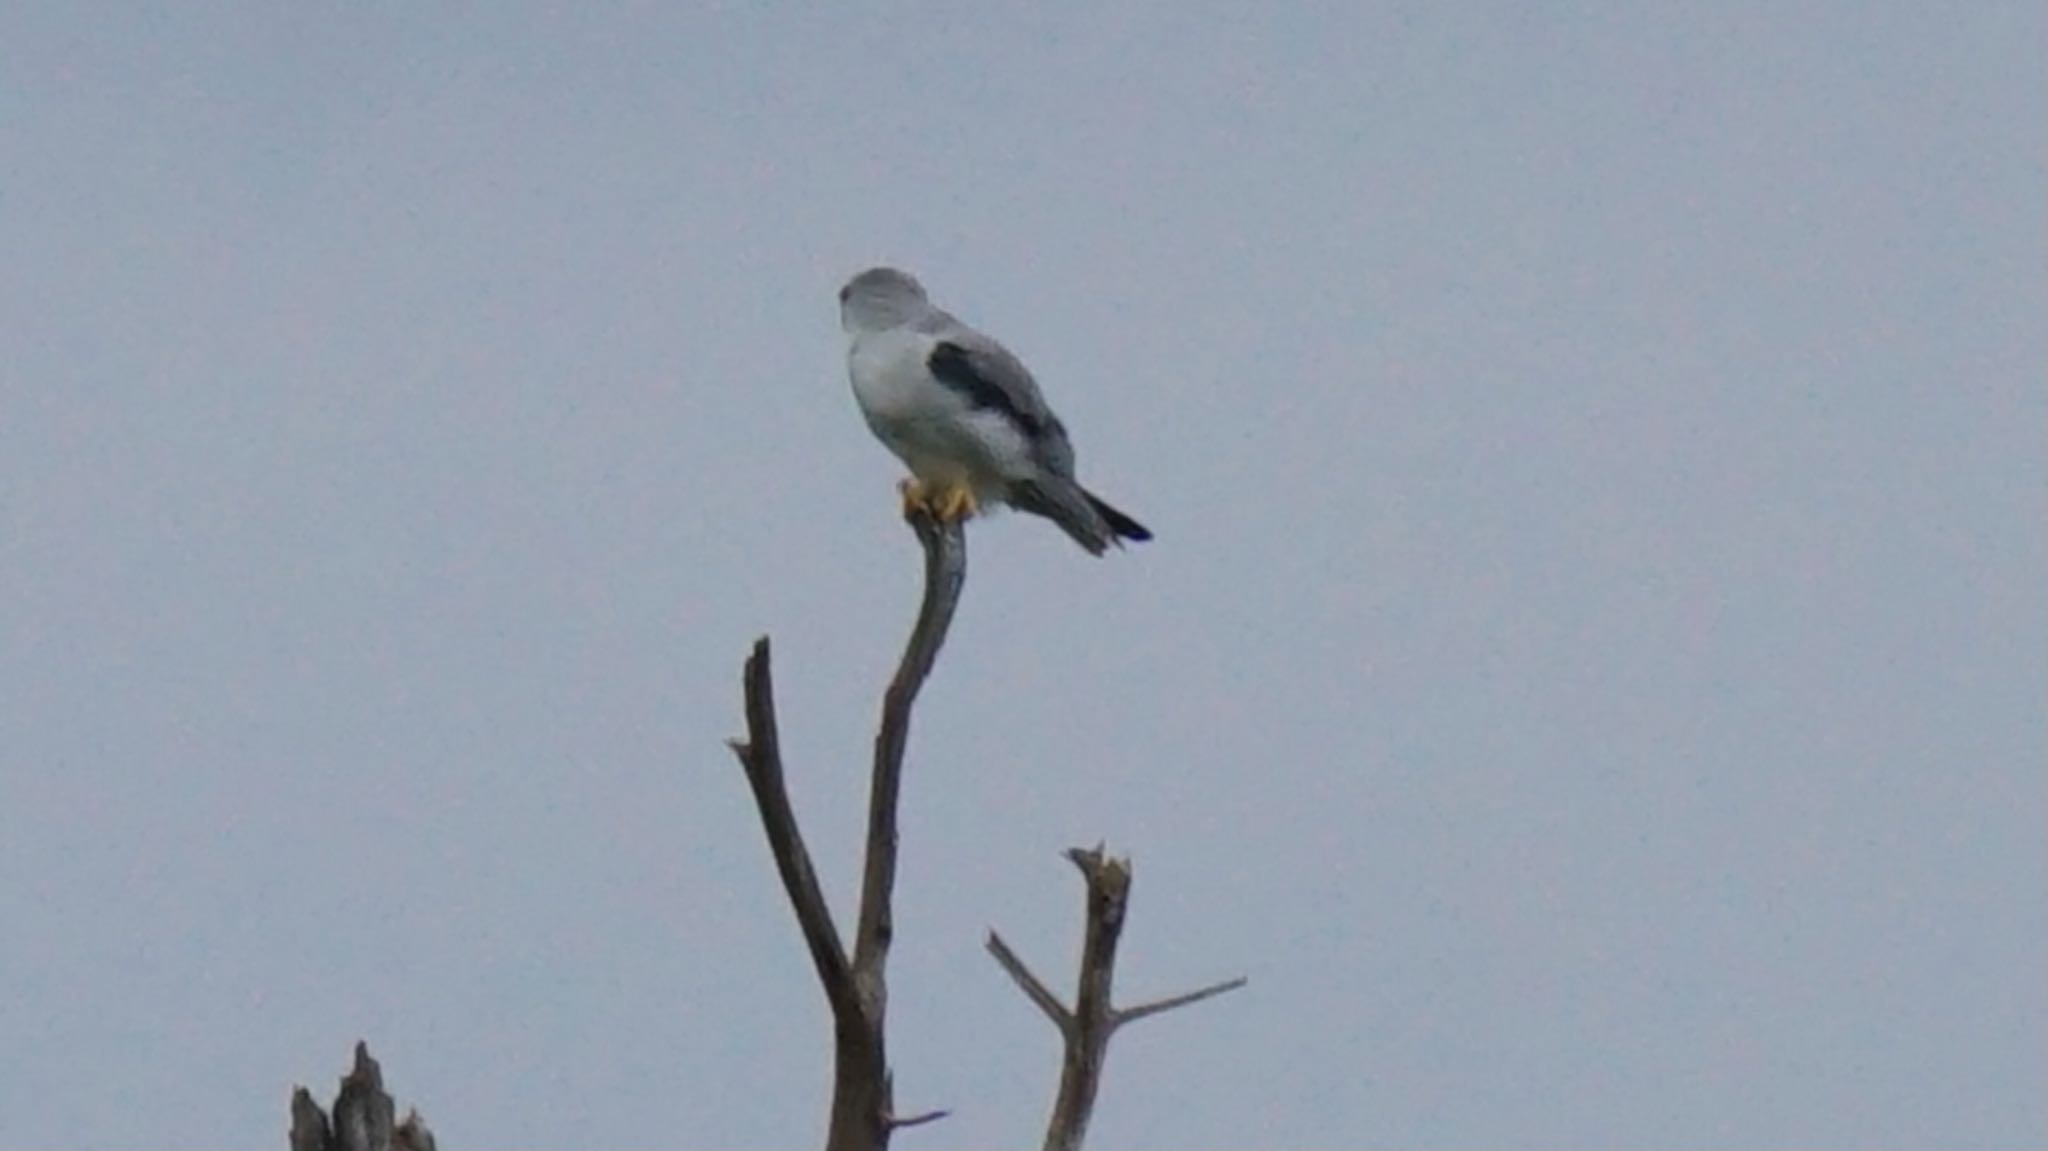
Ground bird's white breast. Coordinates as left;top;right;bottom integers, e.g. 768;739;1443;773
848;328;947;422
847;327;1026;492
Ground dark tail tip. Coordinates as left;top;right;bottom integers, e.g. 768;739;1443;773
1085;492;1152;543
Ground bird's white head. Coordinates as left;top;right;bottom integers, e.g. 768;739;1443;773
839;266;931;334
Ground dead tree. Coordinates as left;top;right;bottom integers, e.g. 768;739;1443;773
730;509;1243;1151
988;847;1247;1151
289;1042;437;1151
729;510;965;1151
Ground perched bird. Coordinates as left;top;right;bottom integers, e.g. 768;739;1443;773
838;267;1151;555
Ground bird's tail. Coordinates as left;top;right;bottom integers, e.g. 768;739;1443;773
1084;490;1152;544
1012;480;1151;556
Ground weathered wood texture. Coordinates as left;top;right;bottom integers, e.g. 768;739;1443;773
988;847;1248;1151
730;509;965;1151
289;1043;436;1151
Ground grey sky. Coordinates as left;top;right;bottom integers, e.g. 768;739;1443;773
2;4;2042;1148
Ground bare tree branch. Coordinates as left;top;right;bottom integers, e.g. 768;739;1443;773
1112;975;1250;1028
991;846;1247;1151
731;507;966;1151
884;1108;953;1131
329;1041;395;1151
392;1111;437;1151
288;1043;435;1151
289;1088;331;1151
728;638;857;1023
854;512;969;983
835;510;967;1151
984;931;1074;1031
1042;846;1126;1151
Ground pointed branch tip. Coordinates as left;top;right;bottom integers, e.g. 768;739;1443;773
1114;975;1249;1028
885;1107;952;1131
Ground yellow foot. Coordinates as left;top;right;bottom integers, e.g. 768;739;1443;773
896;477;978;523
930;483;978;523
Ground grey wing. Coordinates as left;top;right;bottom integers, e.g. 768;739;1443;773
918;316;1077;477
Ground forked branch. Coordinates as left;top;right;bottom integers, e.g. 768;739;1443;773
729;507;966;1151
987;846;1247;1151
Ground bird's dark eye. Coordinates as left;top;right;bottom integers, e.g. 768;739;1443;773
838;285;852;303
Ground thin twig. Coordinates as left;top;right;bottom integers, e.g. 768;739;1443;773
985;931;1073;1031
884;1108;953;1131
1113;976;1250;1028
728;638;857;1022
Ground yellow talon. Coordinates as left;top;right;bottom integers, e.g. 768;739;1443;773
896;477;978;523
932;484;978;523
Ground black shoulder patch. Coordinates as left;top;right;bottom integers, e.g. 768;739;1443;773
927;342;1043;435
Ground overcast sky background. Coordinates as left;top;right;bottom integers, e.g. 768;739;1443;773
2;4;2043;1149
